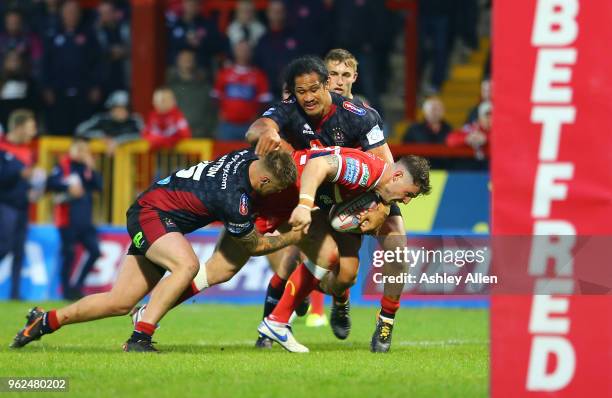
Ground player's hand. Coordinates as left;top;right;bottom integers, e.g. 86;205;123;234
359;204;389;234
255;130;281;156
466;131;487;148
289;205;312;234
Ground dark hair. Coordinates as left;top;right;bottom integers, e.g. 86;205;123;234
398;155;431;196
283;56;328;95
8;109;35;131
262;151;297;189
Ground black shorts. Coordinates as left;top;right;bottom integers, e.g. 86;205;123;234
126;203;182;256
389;203;402;218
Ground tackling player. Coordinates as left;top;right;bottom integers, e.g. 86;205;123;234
10;150;302;352
247;55;414;352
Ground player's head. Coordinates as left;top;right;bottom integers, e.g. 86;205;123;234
7;109;36;144
183;0;201;20
232;40;252;66
378;155;431;204
284;56;331;118
153;87;176;113
266;0;286;29
61;0;81;30
236;0;256;24
324;49;358;98
4;9;23;35
252;151;297;195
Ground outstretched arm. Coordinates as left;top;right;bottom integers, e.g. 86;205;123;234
245;117;282;156
233;228;303;256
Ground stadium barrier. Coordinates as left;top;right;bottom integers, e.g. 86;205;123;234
0;225;488;309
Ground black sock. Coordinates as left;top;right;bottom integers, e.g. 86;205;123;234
40;313;55;335
262;278;286;319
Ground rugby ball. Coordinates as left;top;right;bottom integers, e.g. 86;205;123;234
329;192;380;233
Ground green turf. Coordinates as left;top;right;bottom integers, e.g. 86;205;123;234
0;302;489;398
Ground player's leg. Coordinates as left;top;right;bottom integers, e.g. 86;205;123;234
320;232;361;340
371;212;407;353
10;254;163;348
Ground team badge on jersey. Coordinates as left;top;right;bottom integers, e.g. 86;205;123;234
342;101;366;116
239;193;249;215
332;127;347;145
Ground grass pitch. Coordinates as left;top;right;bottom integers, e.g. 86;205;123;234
0;302;489;398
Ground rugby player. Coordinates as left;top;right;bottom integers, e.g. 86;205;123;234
247;55;414;352
258;151;430;352
10;149;302;352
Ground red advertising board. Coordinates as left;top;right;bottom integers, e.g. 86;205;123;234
492;0;612;396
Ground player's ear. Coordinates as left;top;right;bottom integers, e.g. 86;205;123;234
352;72;358;83
260;175;271;186
393;170;404;181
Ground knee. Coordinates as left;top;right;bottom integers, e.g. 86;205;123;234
107;300;133;316
179;260;200;280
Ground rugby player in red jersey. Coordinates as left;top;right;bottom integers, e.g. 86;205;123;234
10;150;302;352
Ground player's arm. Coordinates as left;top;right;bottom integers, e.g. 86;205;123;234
245;117;282;156
289;155;340;233
232;228;303;256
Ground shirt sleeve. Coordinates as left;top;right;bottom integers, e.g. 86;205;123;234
334;149;386;191
358;109;387;151
260;100;293;131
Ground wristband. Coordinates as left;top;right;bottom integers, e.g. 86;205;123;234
297;204;312;211
299;194;315;202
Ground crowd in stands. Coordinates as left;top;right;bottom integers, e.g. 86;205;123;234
0;0;402;144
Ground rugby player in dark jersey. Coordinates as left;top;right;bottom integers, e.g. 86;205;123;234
10;150;302;352
247;55;413;352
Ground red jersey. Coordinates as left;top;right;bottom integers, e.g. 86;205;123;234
142;106;192;150
211;65;272;124
253;147;387;233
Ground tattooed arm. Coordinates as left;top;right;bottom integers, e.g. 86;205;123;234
288;154;340;233
233;228;303;256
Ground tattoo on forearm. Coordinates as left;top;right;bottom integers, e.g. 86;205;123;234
324;155;340;180
237;230;295;255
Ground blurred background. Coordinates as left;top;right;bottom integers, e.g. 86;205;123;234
0;0;491;301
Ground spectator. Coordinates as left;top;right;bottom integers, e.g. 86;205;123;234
0;50;40;128
47;137;102;300
0;9;43;78
141;87;191;151
465;79;491;124
403;97;452;144
254;0;302;98
166;0;229;74
0;109;40;300
94;0;131;94
76;90;142;154
166;49;215;138
285;0;332;56
212;41;272;141
42;0;103;135
226;0;266;48
32;0;63;39
418;0;453;94
331;0;398;112
447;101;491;169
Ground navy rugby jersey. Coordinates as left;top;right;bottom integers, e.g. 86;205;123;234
134;149;258;237
261;92;386;151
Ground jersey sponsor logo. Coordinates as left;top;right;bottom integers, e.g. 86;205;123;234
262;107;275;116
157;176;171;185
359;163;370;187
343;157;360;184
239;193;249;215
302;123;315;135
227;221;252;235
366;124;384;145
342;101;366;116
